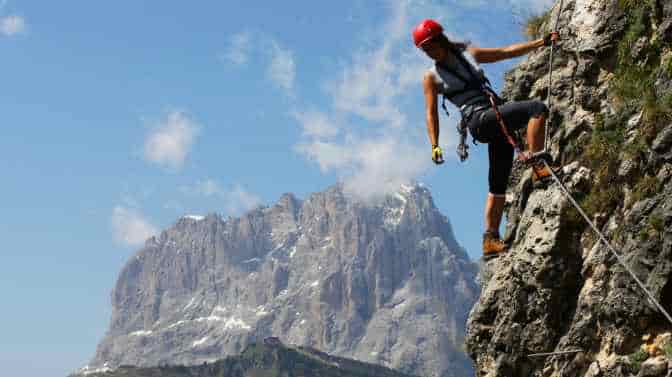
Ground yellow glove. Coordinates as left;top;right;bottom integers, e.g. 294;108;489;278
431;145;444;165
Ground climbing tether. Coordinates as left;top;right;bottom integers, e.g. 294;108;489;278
487;91;528;162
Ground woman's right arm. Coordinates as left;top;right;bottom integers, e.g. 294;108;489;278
423;71;440;148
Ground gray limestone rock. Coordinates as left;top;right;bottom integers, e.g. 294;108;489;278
465;1;672;376
653;125;672;154
638;357;668;377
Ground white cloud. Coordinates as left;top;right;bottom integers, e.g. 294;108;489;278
143;111;199;170
1;15;25;36
111;206;158;246
180;178;224;197
180;179;261;216
225;184;262;215
331;2;426;129
221;32;296;97
224;32;251;66
267;40;296;94
295;137;425;202
294;140;354;173
292;110;339;139
288;0;554;201
343;138;426;201
333;47;409;128
292;0;455;201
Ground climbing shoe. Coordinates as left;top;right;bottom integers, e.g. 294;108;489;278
531;162;562;187
522;150;553;166
482;231;507;258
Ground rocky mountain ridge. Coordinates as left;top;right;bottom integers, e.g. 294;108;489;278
79;183;478;377
73;337;418;377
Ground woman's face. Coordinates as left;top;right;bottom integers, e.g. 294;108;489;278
421;39;448;61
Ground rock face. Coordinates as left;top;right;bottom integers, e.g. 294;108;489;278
83;183;478;377
466;0;672;376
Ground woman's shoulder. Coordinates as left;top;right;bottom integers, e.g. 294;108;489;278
465;47;478;58
424;66;439;82
462;48;484;70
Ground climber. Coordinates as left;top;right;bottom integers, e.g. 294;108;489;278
413;19;559;258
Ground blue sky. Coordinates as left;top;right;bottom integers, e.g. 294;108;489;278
0;0;554;375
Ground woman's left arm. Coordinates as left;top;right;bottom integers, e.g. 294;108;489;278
468;33;557;64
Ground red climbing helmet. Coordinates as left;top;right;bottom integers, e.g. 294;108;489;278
412;19;443;47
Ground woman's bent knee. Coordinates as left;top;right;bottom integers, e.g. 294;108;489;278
530;101;549;119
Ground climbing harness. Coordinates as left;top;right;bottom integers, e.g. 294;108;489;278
436;45;541;164
435;47;530;163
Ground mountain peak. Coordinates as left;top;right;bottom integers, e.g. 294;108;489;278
85;183;477;377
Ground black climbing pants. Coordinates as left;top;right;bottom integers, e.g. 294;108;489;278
465;100;549;195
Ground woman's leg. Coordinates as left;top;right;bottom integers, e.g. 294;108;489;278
485;193;506;233
476;100;549;152
527;115;546;153
482;137;514;254
486;137;514;232
469;100;547;254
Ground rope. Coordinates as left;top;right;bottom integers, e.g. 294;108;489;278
485;91;537;164
544;0;565;151
543;160;672;327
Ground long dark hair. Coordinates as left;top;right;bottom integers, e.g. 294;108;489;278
435;34;469;53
